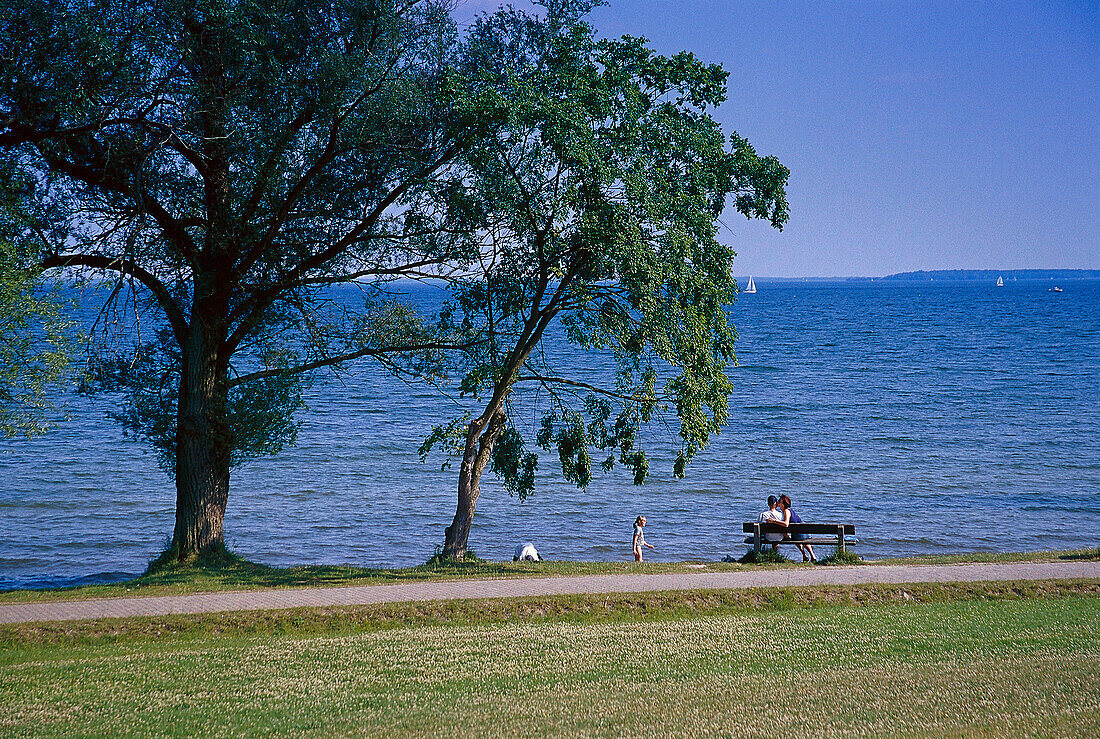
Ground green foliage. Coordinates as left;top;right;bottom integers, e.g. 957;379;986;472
0;258;75;437
818;548;862;566
425;0;789;501
418;416;470;470
0;0;492;530
424;546;485;566
490;424;539;498
143;540;254;577
739;548;791;564
81;329;308;474
1067;548;1100;561
0;173;77;437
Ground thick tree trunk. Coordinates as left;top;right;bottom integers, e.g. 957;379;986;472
170;23;234;562
171;313;231;560
443;410;506;559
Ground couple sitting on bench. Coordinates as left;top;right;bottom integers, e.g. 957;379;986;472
759;494;815;562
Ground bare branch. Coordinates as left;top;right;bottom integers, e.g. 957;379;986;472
227;339;483;389
515;372;660;403
40;253;188;343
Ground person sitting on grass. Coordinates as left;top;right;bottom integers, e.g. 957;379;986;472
777;494;816;562
633;516;655;561
758;495;786;551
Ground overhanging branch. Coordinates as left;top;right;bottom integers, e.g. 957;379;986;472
515;372;660;403
228;339;485;389
40;253;188;343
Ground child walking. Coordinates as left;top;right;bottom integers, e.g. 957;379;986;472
632;516;655;561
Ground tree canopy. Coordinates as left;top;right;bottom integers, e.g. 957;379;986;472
419;1;789;557
0;0;494;558
2;0;789;563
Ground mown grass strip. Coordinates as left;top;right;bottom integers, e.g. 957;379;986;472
2;589;1098;738
2;578;1096;648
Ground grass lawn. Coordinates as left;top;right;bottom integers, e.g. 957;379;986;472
2;590;1098;737
0;557;742;603
1;547;1096;605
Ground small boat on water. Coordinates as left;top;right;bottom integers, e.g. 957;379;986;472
996;275;1004;287
743;276;757;294
1049;286;1063;293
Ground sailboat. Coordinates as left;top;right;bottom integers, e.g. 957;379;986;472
743;276;757;294
996;275;1004;287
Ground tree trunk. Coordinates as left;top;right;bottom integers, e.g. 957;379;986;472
171;313;231;560
443;410;506;559
171;23;234;562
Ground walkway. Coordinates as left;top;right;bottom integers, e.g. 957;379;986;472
1;560;1097;624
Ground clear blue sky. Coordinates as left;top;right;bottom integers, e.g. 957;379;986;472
457;1;1098;277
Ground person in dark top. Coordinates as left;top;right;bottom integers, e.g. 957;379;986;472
777;494;816;562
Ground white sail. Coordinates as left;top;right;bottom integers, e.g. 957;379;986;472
996;275;1004;287
744;276;757;294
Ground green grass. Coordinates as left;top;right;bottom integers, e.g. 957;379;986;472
0;558;743;603
2;586;1097;737
866;548;1100;565
0;547;1094;605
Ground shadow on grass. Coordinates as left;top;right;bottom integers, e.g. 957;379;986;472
134;543;518;591
1059;548;1100;561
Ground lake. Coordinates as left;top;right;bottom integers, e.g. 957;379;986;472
2;279;1098;588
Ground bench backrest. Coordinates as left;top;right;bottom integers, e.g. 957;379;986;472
742;522;855;535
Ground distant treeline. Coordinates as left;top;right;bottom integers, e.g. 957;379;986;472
877;269;1100;282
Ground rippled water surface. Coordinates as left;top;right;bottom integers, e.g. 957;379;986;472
2;280;1098;588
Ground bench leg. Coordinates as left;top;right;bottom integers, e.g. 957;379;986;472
838;525;846;553
753;523;761;553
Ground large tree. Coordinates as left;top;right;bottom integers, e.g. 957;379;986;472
419;1;789;558
0;0;493;559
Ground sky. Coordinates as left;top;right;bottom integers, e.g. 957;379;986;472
455;0;1098;277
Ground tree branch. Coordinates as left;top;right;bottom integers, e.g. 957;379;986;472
36;149;200;261
227;339;483;388
515;372;660;403
40;253;188;343
223;140;468;356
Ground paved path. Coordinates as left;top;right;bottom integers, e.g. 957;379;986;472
2;560;1097;624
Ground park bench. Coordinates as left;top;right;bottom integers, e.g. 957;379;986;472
742;522;858;553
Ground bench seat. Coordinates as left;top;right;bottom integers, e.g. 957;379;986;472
742;522;857;552
741;536;860;546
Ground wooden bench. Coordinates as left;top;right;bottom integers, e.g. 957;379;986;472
742;522;858;553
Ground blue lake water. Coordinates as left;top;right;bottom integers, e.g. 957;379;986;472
1;279;1098;588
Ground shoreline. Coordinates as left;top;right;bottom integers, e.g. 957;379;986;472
1;553;1097;624
2;548;1097;604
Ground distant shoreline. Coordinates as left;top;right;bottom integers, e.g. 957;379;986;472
744;269;1100;282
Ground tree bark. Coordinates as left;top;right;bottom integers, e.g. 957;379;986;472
440;268;570;559
168;19;234;562
171;300;231;560
443;410;506;559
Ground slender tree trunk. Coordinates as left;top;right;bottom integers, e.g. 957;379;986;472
171;309;231;560
443;410;506;559
441;266;574;558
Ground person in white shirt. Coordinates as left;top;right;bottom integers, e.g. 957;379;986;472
758;495;786;550
632;516;655;561
513;542;541;561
